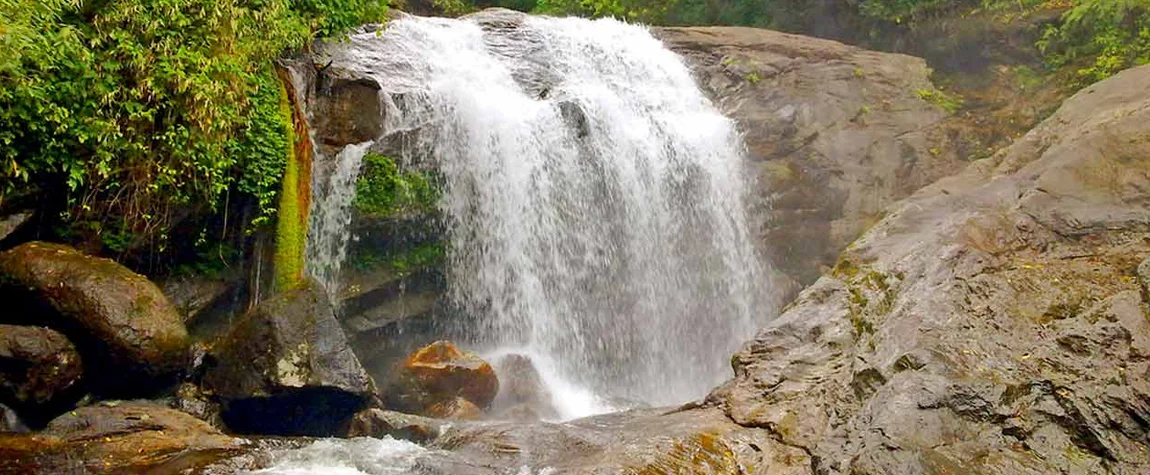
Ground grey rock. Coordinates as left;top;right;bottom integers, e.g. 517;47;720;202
656;26;969;297
204;280;373;436
711;64;1150;475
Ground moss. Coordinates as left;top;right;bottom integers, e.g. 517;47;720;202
916;87;965;114
272;78;308;291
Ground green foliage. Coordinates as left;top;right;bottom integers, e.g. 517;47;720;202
916;87;965;114
0;0;386;256
354;153;439;217
1039;0;1150;84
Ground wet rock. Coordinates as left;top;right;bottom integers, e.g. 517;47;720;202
0;401;242;474
0;403;27;433
0;211;30;243
656;26;968;297
344;408;445;442
712;64;1150;474
204;280;373;436
489;353;558;420
426;408;811;475
0;325;82;426
385;341;498;415
0;242;189;396
171;382;224;429
426;396;483;420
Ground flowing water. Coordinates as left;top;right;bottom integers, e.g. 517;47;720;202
308;11;769;416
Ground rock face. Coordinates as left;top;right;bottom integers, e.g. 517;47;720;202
709;64;1150;474
0;325;82;426
204;281;373;436
656;27;968;295
0;242;190;395
385;341;499;416
0;401;241;474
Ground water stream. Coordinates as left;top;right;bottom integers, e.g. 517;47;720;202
307;11;769;418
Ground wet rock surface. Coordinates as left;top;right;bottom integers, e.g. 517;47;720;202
489;353;559;420
656;26;968;297
0;401;243;474
708;64;1150;474
203;281;373;436
0;325;82;427
385;341;499;417
0;242;190;396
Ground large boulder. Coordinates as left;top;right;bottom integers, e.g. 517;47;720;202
0;401;242;474
656;26;968;297
385;341;499;416
709;64;1150;474
0;325;82;426
0;242;190;395
203;280;373;436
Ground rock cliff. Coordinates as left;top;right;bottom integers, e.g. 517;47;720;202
710;63;1150;474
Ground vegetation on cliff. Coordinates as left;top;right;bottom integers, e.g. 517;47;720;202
0;0;385;268
447;0;1148;85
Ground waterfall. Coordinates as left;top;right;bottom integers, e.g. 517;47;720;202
305;142;373;296
315;11;769;411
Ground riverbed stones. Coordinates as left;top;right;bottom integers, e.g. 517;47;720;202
0;242;190;396
385;340;499;416
204;280;373;436
0;325;82;426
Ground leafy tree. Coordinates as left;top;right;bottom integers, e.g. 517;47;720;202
0;0;386;259
1040;0;1150;84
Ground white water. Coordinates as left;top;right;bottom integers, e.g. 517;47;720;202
305;142;373;296
316;12;769;414
244;437;425;475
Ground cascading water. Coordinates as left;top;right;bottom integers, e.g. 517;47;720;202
311;11;769;416
305;142;373;297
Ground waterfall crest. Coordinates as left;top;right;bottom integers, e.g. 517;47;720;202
315;12;770;411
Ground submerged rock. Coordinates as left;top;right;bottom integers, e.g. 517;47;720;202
0;242;190;396
385;340;498;416
0;401;242;474
0;325;82;426
204;280;373;436
712;64;1150;474
344;407;446;442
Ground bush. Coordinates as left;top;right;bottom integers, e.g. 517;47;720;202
0;0;385;257
1039;0;1150;84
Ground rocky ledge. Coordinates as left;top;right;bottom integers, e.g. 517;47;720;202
709;63;1150;474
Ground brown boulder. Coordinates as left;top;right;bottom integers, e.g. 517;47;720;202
385;341;498;415
426;396;483;420
0;401;241;474
344;408;445;442
0;325;82;426
0;242;190;395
